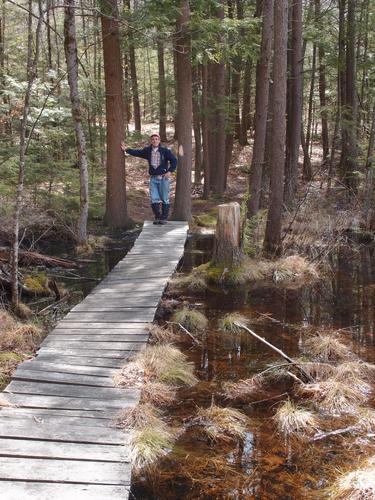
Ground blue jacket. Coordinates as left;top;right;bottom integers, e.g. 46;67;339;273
125;145;177;176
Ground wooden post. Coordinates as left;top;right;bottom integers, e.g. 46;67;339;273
212;202;242;267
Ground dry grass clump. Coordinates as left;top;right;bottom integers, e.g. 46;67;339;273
222;377;261;401
119;344;198;388
0;310;16;330
304;334;352;362
148;324;180;344
171;308;208;333
271;255;319;285
131;425;177;472
169;272;207;292
115;403;162;430
193;404;249;443
300;379;368;414
274;399;318;438
0;324;42;351
334;361;375;383
218;313;249;334
141;381;176;407
328;457;375;500
354;408;375;433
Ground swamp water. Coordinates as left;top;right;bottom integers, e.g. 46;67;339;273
130;234;375;500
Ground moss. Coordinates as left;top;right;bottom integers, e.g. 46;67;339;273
24;273;50;295
194;213;217;228
0;352;23;363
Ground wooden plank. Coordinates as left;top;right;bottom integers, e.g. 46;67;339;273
55;321;150;329
40;340;145;351
6;381;129;400
0;482;130;500
12;368;115;388
0;407;115;421
0;418;127;445
0;457;131;485
37;347;141;358
20;360;118;377
70;302;160;312
0;438;130;462
33;354;126;368
2;393;138;411
45;333;149;342
0;413;113;428
63;311;156;323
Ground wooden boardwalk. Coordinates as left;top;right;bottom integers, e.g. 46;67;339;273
0;221;188;499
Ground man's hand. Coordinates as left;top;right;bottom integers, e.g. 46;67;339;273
163;172;171;179
120;141;126;153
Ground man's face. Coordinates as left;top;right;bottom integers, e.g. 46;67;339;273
151;135;160;147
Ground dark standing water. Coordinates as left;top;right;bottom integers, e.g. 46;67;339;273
131;234;375;499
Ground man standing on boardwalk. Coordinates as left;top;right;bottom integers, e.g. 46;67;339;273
121;133;177;225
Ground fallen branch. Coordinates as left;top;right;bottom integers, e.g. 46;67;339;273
234;322;315;384
38;293;70;315
311;425;357;442
0;247;77;268
166;321;201;345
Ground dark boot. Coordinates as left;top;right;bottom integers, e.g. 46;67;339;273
151;203;161;224
160;203;169;225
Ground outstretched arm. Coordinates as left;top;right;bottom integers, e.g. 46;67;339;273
120;142;148;159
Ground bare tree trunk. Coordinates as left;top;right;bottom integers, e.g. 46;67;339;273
157;40;167;141
172;0;192;221
284;0;302;207
315;0;329;161
202;63;210;199
248;0;274;218
263;0;288;256
11;0;42;309
126;0;141;132
303;43;316;180
64;0;89;245
363;104;375;228
192;64;202;184
100;0;129;228
239;58;252;145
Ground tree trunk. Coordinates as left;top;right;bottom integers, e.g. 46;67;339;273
157;40;167;141
211;0;226;196
239;58;252;145
284;0;302;207
11;0;42;309
340;0;358;193
172;0;192;221
126;0;141;133
192;64;202;184
213;202;242;267
315;0;329;161
263;0;288;256
202;63;210;199
100;0;129;228
303;43;316;181
64;0;89;245
363;104;375;229
247;0;274;218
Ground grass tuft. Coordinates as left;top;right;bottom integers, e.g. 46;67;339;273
141;381;176;407
218;313;249;334
194;404;249;443
148;324;180;344
115;403;162;430
222;378;260;401
131;425;177;472
0;324;42;351
304;334;352;362
328;457;375;500
171;308;208;333
274;399;318;437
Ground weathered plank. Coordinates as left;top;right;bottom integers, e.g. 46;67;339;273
5;381;129;400
0;418;126;445
54;322;149;330
37;347;140;358
2;393;138;411
33;353;127;368
40;340;145;351
45;333;149;342
0;407;115;420
0;457;131;484
12;368;115;387
0;483;130;500
0;438;130;462
63;310;157;323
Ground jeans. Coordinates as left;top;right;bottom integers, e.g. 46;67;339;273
150;176;170;204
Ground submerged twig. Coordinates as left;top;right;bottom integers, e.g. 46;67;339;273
166;321;201;345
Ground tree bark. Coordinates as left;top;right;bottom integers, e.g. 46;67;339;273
202;63;210;199
247;0;274;218
303;43;316;181
315;0;329;161
213;202;242;267
157;40;167;141
239;58;252;145
172;0;192;221
126;0;141;133
64;0;89;245
100;0;129;228
192;65;202;184
263;0;288;256
284;0;303;207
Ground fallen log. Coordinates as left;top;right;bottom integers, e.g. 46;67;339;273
0;247;77;268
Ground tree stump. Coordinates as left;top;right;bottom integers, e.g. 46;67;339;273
212;202;243;267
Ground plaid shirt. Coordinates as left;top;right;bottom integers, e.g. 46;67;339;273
150;147;161;169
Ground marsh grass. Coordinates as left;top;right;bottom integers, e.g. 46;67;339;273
222;377;261;401
141;381;176;407
193;404;249;443
300;379;368;414
148;324;180;344
274;399;318;438
131;425;177;472
171;308;208;333
272;255;319;285
304;334;352;362
115;403;162;430
218;313;249;334
334;361;375;383
169;272;207;292
355;409;375;433
328;457;375;500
